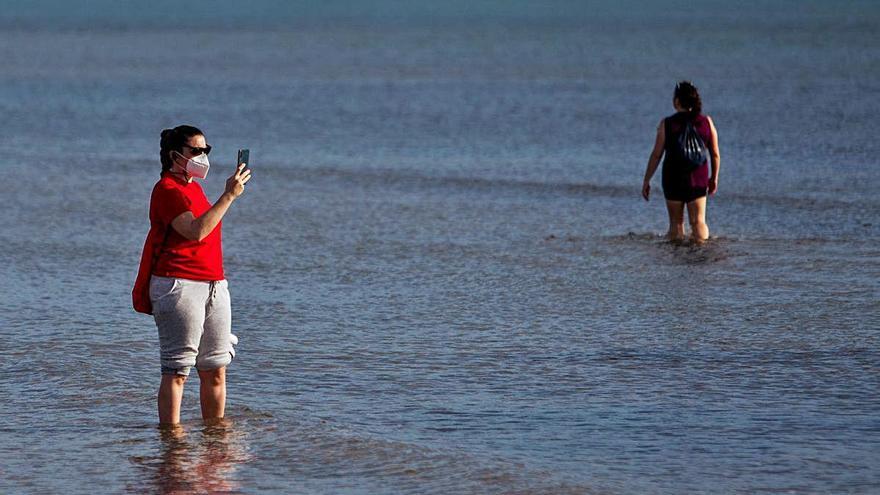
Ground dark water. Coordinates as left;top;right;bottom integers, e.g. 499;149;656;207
1;1;879;493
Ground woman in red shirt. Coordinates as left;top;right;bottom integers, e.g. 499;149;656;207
133;124;251;425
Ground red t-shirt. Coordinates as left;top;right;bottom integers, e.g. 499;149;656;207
149;173;224;281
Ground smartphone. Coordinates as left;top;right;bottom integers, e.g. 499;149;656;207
237;149;250;169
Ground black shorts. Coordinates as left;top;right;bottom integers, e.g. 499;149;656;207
662;185;707;203
662;161;709;203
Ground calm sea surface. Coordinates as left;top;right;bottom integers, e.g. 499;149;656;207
1;1;879;493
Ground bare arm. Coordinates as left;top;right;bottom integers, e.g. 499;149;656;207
171;163;252;241
171;196;234;242
707;116;721;194
642;119;665;201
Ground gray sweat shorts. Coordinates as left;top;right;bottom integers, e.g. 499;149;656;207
150;276;238;376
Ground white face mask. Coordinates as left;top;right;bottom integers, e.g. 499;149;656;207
174;150;210;179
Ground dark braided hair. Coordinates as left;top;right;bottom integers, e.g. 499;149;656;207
159;125;204;175
674;81;702;118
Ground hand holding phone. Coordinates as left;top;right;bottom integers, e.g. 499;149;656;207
227;149;252;198
237;149;250;170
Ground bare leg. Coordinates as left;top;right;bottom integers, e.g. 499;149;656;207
198;367;226;420
158;374;187;425
665;200;686;241
687;196;710;243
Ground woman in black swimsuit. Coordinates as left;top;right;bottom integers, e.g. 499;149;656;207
642;81;721;243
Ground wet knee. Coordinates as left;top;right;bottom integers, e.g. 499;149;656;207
173;374;187;384
162;374;187;387
199;367;226;386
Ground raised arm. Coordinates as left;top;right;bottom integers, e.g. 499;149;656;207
171;163;251;241
642;118;665;201
707;116;721;195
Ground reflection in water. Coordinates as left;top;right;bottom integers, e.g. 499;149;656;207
603;231;738;264
152;419;251;495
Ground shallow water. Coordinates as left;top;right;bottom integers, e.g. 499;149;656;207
1;1;879;493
